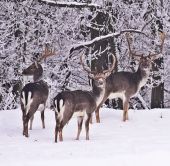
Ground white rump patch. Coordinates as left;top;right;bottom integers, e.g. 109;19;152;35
26;91;33;114
21;91;33;114
21;91;26;107
54;99;64;113
54;100;58;113
59;99;64;109
57;99;65;121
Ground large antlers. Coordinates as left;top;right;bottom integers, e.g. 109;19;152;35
38;44;56;63
126;32;166;60
80;53;97;75
148;32;166;60
125;33;143;60
102;53;116;74
80;53;116;79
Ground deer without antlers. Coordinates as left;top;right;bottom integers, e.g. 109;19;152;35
20;45;55;137
95;32;165;123
53;53;116;142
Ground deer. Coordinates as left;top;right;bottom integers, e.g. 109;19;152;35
94;32;165;123
20;45;55;137
53;53;116;142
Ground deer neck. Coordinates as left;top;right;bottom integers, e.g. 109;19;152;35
33;74;43;82
136;67;150;90
92;83;105;107
33;64;43;82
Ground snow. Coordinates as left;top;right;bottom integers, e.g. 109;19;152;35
40;0;101;8
71;29;148;51
0;108;170;166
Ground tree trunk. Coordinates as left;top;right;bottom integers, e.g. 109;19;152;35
151;83;164;108
150;9;164;108
89;5;121;109
151;57;164;108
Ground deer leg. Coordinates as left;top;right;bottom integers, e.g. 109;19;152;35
21;104;26;136
59;122;63;142
55;130;63;143
29;115;34;130
23;115;30;137
22;115;26;136
123;100;129;122
41;110;45;129
55;124;59;143
23;104;39;137
95;107;100;123
22;112;26;135
54;112;60;143
85;113;92;140
59;130;63;142
55;123;63;142
23;125;28;137
76;116;84;140
89;114;93;124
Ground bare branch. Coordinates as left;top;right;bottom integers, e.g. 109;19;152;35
38;0;101;9
70;29;148;53
164;88;170;94
137;94;150;109
141;17;155;32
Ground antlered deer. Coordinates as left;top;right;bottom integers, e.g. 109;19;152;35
53;53;116;142
20;45;55;137
95;32;165;123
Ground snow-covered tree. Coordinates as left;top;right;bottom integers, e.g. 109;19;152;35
0;0;170;110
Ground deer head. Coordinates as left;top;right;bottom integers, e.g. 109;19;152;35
80;53;116;88
126;32;165;71
22;45;56;82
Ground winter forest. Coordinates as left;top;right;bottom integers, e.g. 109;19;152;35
0;0;170;111
1;0;170;165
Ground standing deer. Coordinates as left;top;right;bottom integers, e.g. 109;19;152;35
53;53;116;142
20;45;55;137
95;32;165;123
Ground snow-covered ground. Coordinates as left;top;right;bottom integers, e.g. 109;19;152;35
0;108;170;166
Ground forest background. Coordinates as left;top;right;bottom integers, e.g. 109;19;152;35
0;0;170;110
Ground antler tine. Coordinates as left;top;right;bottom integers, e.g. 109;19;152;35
125;33;143;59
160;32;166;51
38;44;56;63
125;32;134;57
80;53;97;75
102;53;116;74
149;32;166;59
